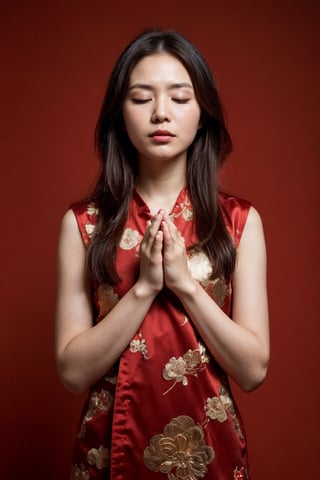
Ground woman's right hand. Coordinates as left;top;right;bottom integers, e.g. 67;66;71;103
137;211;164;295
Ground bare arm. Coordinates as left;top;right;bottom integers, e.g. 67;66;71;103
55;210;164;394
161;207;269;392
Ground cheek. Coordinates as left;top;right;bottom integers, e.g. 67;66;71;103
177;107;201;132
184;115;201;137
123;109;145;136
123;112;145;148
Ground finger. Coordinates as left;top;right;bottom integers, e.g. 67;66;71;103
162;216;183;243
161;220;172;244
165;214;181;236
142;213;164;252
151;230;163;254
150;211;165;231
163;212;175;227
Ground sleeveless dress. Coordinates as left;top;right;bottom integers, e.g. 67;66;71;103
69;187;252;480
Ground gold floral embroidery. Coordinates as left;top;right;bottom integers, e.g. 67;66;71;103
204;385;244;438
180;198;193;221
120;227;141;250
188;250;212;282
79;390;114;438
182;206;193;221
130;332;149;359
234;466;250;479
84;203;99;239
87;446;110;469
205;397;227;423
203;276;229;307
85;222;95;237
187;250;229;306
70;463;90;480
87;204;99;216
162;343;209;395
219;385;244;438
171;197;193;221
97;284;119;317
144;415;214;480
87;390;113;418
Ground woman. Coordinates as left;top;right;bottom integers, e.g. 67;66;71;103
55;29;269;480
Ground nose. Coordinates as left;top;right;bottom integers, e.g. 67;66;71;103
151;97;170;123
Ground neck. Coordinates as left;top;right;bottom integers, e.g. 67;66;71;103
135;160;187;215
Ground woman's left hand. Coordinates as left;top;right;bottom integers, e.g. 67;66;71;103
161;214;195;295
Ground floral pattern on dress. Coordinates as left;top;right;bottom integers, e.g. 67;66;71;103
171;197;193;221
204;276;230;307
188;250;212;282
87;445;110;469
130;332;149;359
219;384;244;439
205;396;228;423
187;249;229;306
70;463;90;480
144;415;214;480
162;343;209;395
204;384;244;438
97;284;119;318
87;204;99;216
70;194;251;478
84;203;99;239
234;466;250;479
79;389;114;438
84;223;95;237
119;227;142;250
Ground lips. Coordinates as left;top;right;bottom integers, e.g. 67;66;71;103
149;130;175;137
149;130;176;143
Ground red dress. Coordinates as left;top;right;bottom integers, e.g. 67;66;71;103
70;188;251;480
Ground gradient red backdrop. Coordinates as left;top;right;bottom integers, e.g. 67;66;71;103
1;2;319;479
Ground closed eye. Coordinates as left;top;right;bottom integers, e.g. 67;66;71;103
131;98;151;104
172;98;190;104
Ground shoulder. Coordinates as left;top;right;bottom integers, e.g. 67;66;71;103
58;209;86;258
239;205;265;251
65;200;99;247
218;191;252;213
70;199;99;218
218;192;253;248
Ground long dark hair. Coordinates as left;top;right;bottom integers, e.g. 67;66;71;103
87;29;235;285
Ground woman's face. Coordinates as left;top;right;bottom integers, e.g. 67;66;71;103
122;53;201;165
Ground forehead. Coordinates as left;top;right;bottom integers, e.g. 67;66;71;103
129;53;192;85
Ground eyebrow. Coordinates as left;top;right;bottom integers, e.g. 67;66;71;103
128;82;193;91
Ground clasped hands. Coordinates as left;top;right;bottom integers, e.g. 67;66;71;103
138;209;194;296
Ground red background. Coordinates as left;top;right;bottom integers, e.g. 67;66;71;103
1;1;319;479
